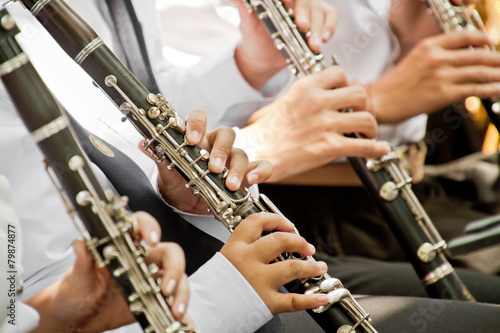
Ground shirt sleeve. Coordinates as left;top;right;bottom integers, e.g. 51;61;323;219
188;252;273;333
153;46;265;130
134;1;292;131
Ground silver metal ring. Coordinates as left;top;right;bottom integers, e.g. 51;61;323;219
0;53;28;77
75;37;103;65
31;116;68;143
422;262;454;286
31;0;53;17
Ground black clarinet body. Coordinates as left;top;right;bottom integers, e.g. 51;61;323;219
19;0;255;227
0;8;189;332
242;0;475;302
14;0;377;332
348;156;473;301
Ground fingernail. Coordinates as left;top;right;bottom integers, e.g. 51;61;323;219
211;157;224;171
228;175;240;188
322;30;331;42
297;12;309;27
308;243;316;254
317;294;330;305
310;34;321;50
177;303;186;314
317;261;327;273
165;279;177;295
149;231;159;244
377;140;391;154
247;172;259;184
189;130;201;143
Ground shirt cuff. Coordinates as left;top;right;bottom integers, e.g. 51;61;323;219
188;252;272;333
152;171;232;243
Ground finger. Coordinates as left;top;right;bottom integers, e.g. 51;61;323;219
138;139;177;176
133;211;162;246
270;291;330;314
444;48;500;67
147;243;186;297
180;313;198;333
319;85;368;111
170;273;190;320
332;136;391;159
330;111;378;138
447;66;500;84
292;0;310;31
206;127;236;173
298;65;348;90
245;160;273;185
185;110;207;145
268;259;328;287
451;0;480;5
231;0;255;21
435;30;494;50
307;1;324;53
252;232;315;262
455;82;500;100
225;148;249;191
232;213;295;243
321;3;338;42
72;239;95;274
138;139;156;162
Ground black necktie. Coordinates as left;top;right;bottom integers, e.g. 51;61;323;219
105;0;159;93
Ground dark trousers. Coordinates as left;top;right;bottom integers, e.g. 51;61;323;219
259;180;500;274
257;181;500;332
282;295;500;333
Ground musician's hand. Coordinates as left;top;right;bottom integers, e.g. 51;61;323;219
241;66;390;182
370;30;500;123
27;212;195;333
450;0;480;5
232;0;338;90
221;213;330;314
140;110;272;215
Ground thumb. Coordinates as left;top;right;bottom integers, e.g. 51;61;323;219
138;139;157;162
73;239;95;275
230;0;251;19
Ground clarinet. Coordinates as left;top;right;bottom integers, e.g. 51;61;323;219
240;0;475;302
12;0;376;332
0;9;191;333
424;0;500;132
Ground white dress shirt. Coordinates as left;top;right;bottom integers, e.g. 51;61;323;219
322;0;428;146
154;0;427;147
1;2;272;332
0;175;40;333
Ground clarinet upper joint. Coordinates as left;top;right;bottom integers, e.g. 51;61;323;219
243;0;326;76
